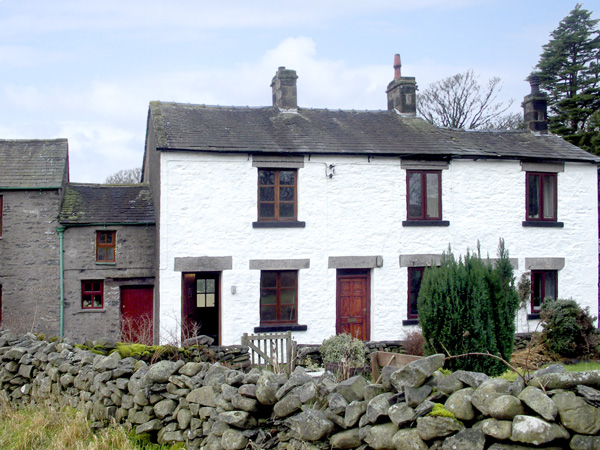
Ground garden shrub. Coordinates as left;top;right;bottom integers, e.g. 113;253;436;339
402;329;425;356
418;239;520;376
540;298;599;358
320;333;367;367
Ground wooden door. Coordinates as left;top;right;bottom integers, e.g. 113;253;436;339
120;286;154;345
336;269;370;340
182;272;219;343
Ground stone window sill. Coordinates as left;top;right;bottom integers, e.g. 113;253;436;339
402;319;419;326
527;313;541;320
95;262;116;266
254;324;307;333
252;221;306;228
75;309;106;314
522;221;564;228
402;220;450;227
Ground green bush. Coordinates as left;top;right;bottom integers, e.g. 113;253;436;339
320;333;367;367
418;239;520;376
540;298;599;358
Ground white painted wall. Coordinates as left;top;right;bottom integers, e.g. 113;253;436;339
158;151;598;345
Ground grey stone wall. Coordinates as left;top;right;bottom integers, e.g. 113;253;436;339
0;190;61;335
62;225;156;342
1;331;599;450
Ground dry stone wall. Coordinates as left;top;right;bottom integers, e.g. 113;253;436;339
1;331;599;450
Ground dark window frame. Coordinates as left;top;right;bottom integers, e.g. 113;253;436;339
0;195;3;237
257;169;298;222
81;280;104;309
531;270;557;313
260;270;298;325
406;170;442;221
407;267;425;320
526;172;557;222
96;230;116;262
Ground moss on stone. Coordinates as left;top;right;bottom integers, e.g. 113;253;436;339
428;403;458;420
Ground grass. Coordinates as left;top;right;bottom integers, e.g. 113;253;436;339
563;360;600;372
0;399;182;450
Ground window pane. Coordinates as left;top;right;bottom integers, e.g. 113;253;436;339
527;174;540;219
93;295;102;307
261;306;277;322
105;233;113;244
206;293;215;308
425;173;440;218
92;281;101;291
98;233;106;244
279;187;295;201
280;288;296;305
279;203;294;218
280;305;296;321
82;295;92;308
280;271;296;287
196;279;206;293
542;175;556;219
206;279;215;293
260;187;275;201
196;293;206;308
106;247;115;261
279;171;295;185
259;170;275;186
408;268;424;317
260;291;276;305
261;272;277;288
532;272;543;311
259;203;275;218
97;248;106;261
408;172;423;218
544;271;557;300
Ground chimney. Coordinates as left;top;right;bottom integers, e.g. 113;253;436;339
386;54;416;115
271;66;298;110
522;74;548;134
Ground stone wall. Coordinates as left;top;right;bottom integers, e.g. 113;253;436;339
1;331;599;450
0;190;62;336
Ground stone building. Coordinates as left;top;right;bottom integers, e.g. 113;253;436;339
142;62;599;346
0;139;69;335
58;183;156;343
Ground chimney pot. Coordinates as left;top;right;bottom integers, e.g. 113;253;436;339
386;53;416;115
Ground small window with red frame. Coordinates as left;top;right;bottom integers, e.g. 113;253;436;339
82;280;104;309
96;231;116;262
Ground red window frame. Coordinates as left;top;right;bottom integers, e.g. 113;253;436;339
260;270;298;324
406;170;442;220
531;270;557;313
82;280;104;309
96;231;116;262
526;172;557;221
407;267;425;320
258;169;298;221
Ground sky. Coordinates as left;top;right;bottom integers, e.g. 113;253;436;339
1;0;597;183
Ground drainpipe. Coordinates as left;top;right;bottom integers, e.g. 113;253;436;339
56;226;65;337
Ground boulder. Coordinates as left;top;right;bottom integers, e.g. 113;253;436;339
365;392;394;424
416;416;464;441
255;371;280;405
488;395;524;420
330;428;361;449
517;386;557;422
288;409;335;441
364;422;399;450
221;429;248;450
553;392;600;435
333;375;368;403
392;428;428;450
441;428;485;450
470;378;511;416
476;418;512;440
511;415;569;446
344;400;367;428
389;354;445;392
389;402;415;428
444;388;475;421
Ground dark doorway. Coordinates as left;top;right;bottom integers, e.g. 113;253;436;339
182;272;220;343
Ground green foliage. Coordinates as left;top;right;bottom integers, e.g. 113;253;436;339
536;4;600;154
320;333;367;367
418;239;520;376
540;298;599;358
428;403;459;422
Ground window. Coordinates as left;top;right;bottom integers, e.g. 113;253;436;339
531;270;557;313
258;169;297;221
96;231;116;262
407;267;425;320
526;172;557;221
82;280;104;309
196;277;216;308
260;270;297;324
406;170;441;220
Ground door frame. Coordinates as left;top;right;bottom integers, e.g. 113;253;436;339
335;268;371;340
181;271;221;345
120;285;155;345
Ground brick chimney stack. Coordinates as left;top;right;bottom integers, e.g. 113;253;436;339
522;74;548;134
271;67;298;110
386;54;416;115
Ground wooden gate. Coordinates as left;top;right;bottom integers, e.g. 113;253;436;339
241;331;296;374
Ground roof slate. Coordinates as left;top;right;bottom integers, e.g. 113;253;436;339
148;102;599;163
0;139;69;188
59;183;155;225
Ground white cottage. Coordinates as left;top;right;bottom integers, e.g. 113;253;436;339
142;61;599;345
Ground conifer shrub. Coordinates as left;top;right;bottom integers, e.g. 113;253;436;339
417;239;520;376
540;298;599;358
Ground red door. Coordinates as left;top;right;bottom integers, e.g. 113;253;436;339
336;270;370;340
120;286;154;345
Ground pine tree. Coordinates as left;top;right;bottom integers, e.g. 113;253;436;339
536;4;600;154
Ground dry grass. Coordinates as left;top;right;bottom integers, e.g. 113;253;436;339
0;398;177;450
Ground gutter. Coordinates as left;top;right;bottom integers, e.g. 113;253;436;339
0;187;62;191
58;222;155;227
55;226;65;337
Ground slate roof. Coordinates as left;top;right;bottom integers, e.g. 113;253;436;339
0;139;69;188
148;102;600;164
59;183;155;225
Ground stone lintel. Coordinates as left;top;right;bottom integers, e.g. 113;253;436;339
252;155;304;168
525;257;565;271
328;256;383;269
174;256;233;272
521;162;564;173
249;259;310;270
399;254;443;267
401;160;449;170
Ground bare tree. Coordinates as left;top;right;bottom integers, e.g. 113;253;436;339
104;167;142;184
417;70;515;130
